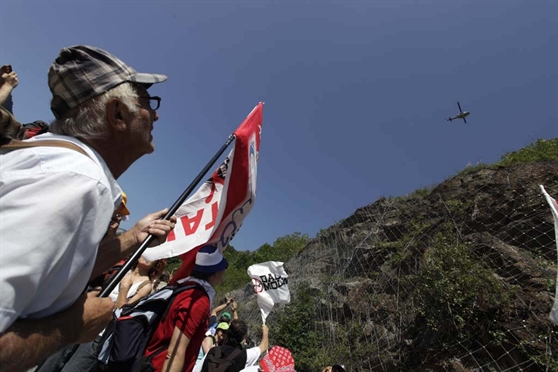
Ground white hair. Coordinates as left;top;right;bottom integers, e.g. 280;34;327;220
49;82;139;140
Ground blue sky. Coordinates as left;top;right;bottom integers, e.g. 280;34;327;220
1;0;556;252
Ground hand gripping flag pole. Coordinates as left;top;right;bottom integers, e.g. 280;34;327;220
100;134;236;298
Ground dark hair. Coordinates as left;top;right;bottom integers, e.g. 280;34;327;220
226;319;247;347
148;259;167;281
332;365;346;372
159;271;170;282
190;270;215;282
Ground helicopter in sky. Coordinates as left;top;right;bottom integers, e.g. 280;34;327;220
446;102;470;123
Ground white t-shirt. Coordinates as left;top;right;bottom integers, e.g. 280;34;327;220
192;346;262;372
0;134;122;332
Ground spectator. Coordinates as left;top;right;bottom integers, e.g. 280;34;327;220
207;298;239;336
199;320;269;372
113;256;167;309
153;270;171;293
142;246;228;372
0;66;25;144
0;45;175;371
0;64;50;141
209;298;233;327
0;64;18;113
37;256;168;372
194;322;229;369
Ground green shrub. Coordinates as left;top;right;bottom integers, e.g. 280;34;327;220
409;228;508;344
498;138;558;165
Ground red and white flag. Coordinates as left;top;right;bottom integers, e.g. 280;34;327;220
540;185;558;326
143;103;263;280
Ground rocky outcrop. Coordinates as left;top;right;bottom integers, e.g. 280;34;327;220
231;162;558;371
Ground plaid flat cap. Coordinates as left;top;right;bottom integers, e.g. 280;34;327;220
49;45;167;119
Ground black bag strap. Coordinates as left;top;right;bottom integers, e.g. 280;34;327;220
145;283;209;370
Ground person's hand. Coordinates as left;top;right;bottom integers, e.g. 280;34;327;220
231;301;237;312
227;297;234;305
322;367;333;372
129;208;177;247
0;71;18;89
261;324;269;336
67;290;115;344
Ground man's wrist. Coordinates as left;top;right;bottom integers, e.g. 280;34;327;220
120;229;141;254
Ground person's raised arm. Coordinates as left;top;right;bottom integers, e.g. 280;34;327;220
210;297;233;317
0;291;114;372
91;209;176;279
258;325;269;355
231;301;239;320
0;67;18;108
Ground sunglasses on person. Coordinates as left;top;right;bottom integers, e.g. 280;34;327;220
138;96;161;111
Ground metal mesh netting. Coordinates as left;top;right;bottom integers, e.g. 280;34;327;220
233;162;558;371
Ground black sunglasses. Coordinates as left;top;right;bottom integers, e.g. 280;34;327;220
139;96;161;111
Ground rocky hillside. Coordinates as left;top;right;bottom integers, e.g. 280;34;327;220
228;140;558;371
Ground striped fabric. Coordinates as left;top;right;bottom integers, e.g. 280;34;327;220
48;45;167;118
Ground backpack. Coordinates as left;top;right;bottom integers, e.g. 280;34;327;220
202;346;246;372
22;120;49;138
97;282;207;372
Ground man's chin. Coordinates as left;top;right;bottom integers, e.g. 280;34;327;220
146;141;155;154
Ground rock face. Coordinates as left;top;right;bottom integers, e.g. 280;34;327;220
231;162;558;371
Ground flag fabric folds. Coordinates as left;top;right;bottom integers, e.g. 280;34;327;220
247;261;290;324
144;103;263;281
541;185;558;326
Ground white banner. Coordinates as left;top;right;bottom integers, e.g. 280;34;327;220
143;171;227;261
247;261;290;324
540;185;558;326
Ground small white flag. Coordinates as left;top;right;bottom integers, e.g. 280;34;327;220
540;185;558;326
247;261;290;324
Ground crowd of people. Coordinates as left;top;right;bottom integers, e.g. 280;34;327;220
0;46;344;372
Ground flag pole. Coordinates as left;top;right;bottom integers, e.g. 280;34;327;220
100;134;236;297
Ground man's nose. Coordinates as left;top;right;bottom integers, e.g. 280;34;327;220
152;110;159;122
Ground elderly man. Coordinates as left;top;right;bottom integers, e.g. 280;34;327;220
0;45;176;371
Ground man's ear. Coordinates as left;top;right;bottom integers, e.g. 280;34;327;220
106;98;131;132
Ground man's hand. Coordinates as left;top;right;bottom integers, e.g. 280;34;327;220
0;290;115;371
0;71;18;89
91;209;176;279
129;208;177;247
72;290;115;344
